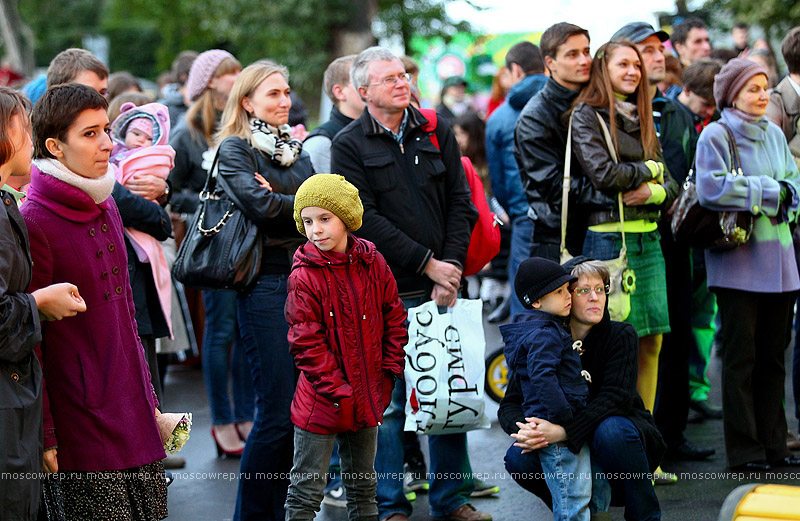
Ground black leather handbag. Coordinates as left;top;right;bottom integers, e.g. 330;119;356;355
173;149;262;291
671;122;753;251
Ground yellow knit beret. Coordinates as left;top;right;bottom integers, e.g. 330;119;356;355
293;174;363;237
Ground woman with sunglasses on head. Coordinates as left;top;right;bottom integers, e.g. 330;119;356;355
500;257;665;521
569;40;678;429
695;58;800;472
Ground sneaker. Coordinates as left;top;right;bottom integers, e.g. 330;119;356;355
653;466;678;485
470;479;499;497
434;504;492;521
404;459;429;492
322;485;346;508
404;487;416;502
788;431;800;451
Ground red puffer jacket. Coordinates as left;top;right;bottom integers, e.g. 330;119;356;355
285;235;407;434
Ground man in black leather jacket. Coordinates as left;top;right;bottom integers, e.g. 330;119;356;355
514;23;592;261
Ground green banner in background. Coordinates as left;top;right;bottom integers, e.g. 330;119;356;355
409;31;543;106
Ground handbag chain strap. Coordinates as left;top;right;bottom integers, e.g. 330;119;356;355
196;144;236;236
593;111;627;257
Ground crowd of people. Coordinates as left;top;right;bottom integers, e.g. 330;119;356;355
3;13;800;521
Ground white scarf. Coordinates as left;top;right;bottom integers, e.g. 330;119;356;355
249;118;303;167
33;158;116;204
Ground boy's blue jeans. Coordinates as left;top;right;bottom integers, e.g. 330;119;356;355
504;416;660;521
375;296;475;519
285;426;378;521
538;442;591;521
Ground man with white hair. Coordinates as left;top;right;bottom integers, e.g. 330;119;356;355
332;46;488;521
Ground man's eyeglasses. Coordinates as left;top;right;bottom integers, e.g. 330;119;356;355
365;73;411;88
572;285;610;297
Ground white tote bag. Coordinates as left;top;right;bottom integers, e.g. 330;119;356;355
403;299;491;435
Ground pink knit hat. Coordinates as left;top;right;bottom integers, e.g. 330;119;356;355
713;58;768;110
127;117;153;139
185;49;236;102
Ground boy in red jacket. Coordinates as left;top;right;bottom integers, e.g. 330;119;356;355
284;173;408;520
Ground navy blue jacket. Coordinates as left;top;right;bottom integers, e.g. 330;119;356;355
500;309;588;425
485;73;548;219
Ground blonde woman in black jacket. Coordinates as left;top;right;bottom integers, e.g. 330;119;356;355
215;60;313;521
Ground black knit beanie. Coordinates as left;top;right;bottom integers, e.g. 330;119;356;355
515;257;578;309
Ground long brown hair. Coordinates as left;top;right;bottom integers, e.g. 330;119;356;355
573;40;659;161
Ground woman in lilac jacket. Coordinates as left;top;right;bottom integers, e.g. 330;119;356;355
696;59;800;472
21;84;167;520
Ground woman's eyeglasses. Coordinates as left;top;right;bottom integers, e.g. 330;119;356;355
572;285;610;297
366;73;412;88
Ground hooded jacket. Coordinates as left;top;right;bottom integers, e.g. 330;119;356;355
498;309;666;472
110;102;173;162
486;73;548;219
285;235;407;434
110;102;175;337
500;309;588;427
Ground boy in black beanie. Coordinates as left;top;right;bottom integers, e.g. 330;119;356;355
499;257;593;521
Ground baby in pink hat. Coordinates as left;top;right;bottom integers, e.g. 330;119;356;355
110;101;177;337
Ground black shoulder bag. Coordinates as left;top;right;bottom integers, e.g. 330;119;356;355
173;147;262;291
670;122;753;251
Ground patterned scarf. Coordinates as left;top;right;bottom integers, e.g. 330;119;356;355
614;99;639;124
249;118;303;167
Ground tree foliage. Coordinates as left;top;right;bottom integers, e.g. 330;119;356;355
17;0;476;114
704;0;800;38
375;0;474;54
19;0;104;66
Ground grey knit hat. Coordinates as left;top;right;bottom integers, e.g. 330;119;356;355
185;49;235;102
713;58;768;110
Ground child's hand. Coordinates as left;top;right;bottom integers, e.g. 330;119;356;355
254;172;272;191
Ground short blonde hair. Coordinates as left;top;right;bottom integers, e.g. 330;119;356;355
216;60;289;147
570;260;610;287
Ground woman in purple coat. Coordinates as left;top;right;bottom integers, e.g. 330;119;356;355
21;84;168;520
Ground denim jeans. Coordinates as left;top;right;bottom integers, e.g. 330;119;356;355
286;426;379;521
539;443;591;521
374;296;474;519
591;416;660;521
509;216;533;318
234;274;296;521
202;289;255;425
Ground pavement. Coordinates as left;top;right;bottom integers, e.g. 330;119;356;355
161;304;800;520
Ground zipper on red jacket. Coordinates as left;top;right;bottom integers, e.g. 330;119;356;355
345;258;380;424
